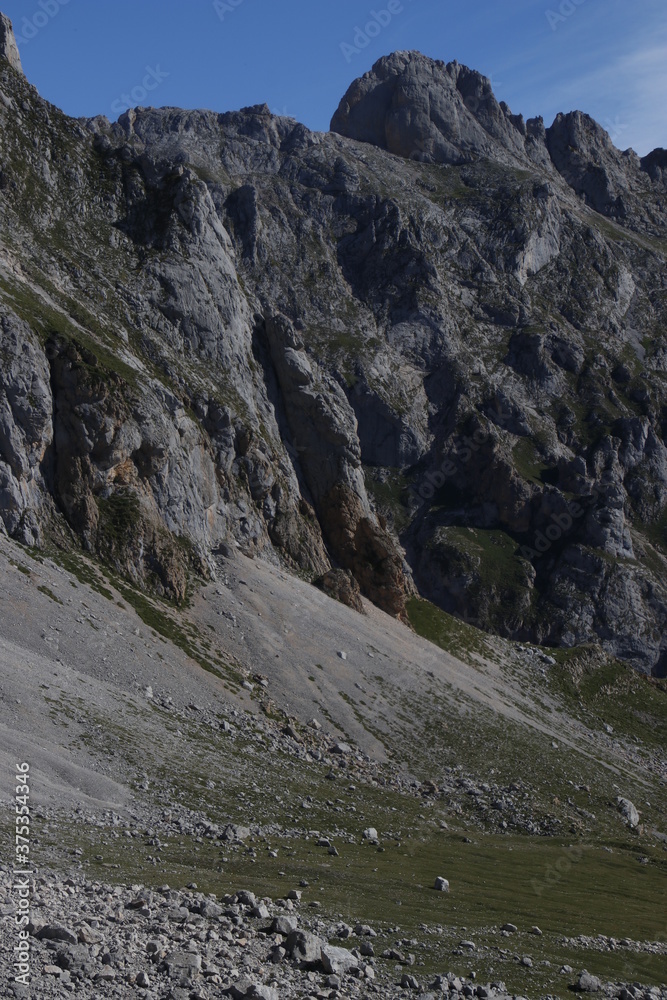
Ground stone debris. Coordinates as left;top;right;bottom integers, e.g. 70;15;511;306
7;864;657;999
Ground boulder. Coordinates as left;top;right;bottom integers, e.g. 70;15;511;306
616;796;639;828
285;929;326;965
574;970;602;992
35;925;78;945
320;943;359;975
163;950;202;982
270;914;298;936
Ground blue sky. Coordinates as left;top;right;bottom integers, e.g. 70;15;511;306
4;0;666;155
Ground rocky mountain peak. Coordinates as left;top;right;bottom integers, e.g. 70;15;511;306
545;110;639;215
330;50;536;167
331;50;667;235
0;13;23;76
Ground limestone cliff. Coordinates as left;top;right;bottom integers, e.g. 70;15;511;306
1;21;666;672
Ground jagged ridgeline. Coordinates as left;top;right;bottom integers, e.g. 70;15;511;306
0;22;666;672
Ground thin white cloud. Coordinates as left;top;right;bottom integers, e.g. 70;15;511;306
490;5;667;155
543;38;667;154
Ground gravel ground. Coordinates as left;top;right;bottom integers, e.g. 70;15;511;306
1;534;665;998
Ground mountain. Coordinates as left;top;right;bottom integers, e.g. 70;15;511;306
1;19;667;1000
1;26;666;674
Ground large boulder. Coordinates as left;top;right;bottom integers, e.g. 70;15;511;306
285;929;326;965
320;943;359;975
616;797;639;829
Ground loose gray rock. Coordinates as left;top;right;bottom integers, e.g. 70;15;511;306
237;889;257;906
285;928;326;965
574;970;602;992
270;914;298;936
223;823;251;842
163;950;202;982
320;943;359;975
35;924;78;945
616;797;640;828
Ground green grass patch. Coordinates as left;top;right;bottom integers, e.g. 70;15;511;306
114;581;242;690
512;437;551;485
406;595;491;663
28;816;667;998
37;585;63;604
95;491;142;554
547;650;667;751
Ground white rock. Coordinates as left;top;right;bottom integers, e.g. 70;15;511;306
616;796;639;828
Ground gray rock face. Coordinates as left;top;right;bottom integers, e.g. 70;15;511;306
544;111;664;231
331;52;536;168
0;13;22;76
0;313;53;544
332;52;667;239
0;47;666;669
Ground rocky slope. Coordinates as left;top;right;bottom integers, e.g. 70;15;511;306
1;528;666;1000
4;867;666;1000
0;22;666;671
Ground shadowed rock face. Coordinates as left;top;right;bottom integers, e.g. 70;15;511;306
1;34;666;670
